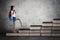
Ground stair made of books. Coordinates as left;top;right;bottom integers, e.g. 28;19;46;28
6;18;60;36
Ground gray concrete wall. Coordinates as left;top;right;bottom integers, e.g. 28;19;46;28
0;0;60;32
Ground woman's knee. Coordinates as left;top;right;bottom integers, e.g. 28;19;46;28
16;18;20;20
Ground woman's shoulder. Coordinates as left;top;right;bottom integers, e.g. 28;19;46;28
10;10;13;13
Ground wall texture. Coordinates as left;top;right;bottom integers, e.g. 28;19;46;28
0;0;60;32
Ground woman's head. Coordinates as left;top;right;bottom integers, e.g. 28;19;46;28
10;5;15;10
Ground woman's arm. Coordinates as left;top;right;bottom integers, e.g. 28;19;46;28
11;11;14;16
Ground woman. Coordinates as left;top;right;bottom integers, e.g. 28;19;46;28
9;6;23;33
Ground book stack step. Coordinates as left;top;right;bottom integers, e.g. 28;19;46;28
18;28;30;36
52;18;60;36
30;25;42;36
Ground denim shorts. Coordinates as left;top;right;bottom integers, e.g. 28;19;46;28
9;16;16;22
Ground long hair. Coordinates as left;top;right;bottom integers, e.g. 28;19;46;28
9;6;14;17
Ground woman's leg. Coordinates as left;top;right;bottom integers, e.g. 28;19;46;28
16;18;23;27
13;21;16;32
